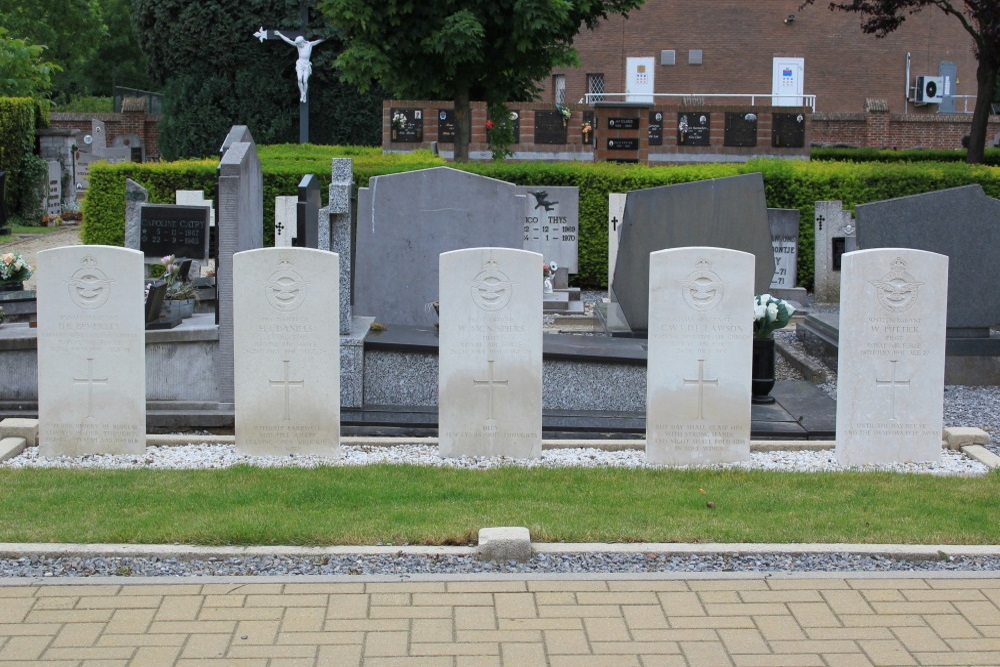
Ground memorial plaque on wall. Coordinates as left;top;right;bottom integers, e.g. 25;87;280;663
607;137;639;151
608;117;640;130
678;112;710;146
724;112;757;147
509;111;521;143
534;110;567;144
648;111;663;146
139;204;211;259
437;109;455;143
772;112;806;148
390;108;423;142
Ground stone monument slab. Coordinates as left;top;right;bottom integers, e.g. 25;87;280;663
124;179;148;251
612;173;774;333
813;201;856;305
355;167;524;327
856;185;1000;335
768;208;799;291
608;193;626;286
439;247;542;459
646;247;753;464
516;186;579;273
36;246;146;456
274;196;297;247
233;248;340;456
835;249;948;464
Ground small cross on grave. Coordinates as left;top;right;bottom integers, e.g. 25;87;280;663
875;359;910;421
611;216;619;231
270;359;305;421
73;358;108;419
473;359;508;424
683;358;718;421
816;214;825;231
275;221;285;235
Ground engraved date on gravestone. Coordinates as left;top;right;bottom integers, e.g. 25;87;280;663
648;111;663;146
724;112;757;147
678;112;711;146
772;113;806;148
139;204;210;259
607;137;639;151
608;117;640;130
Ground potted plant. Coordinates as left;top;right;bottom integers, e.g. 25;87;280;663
0;251;32;291
751;294;796;403
152;255;197;319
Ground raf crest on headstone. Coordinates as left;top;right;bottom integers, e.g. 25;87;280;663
870;257;923;313
470;258;514;311
265;259;308;312
67;256;113;309
678;259;725;311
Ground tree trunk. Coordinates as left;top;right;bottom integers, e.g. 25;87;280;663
453;90;471;162
966;56;998;164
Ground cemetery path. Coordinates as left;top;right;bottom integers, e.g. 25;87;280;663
1;225;82;291
1;572;998;664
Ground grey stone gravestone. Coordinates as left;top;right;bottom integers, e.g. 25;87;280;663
856;185;1000;336
836;249;948;464
37;246;146;456
329;158;354;334
295;174;320;249
516;186;579;274
611;173;774;333
813;201;856;305
274;196;297;247
607;193;626;287
42;160;61;217
767;208;807;302
217;126;263;406
354;167;524;327
124;179;148;252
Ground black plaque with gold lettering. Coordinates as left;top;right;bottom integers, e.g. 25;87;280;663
678;112;711;146
772;112;806;148
437;109;455;143
535;110;567;144
140;204;211;259
724;112;757;147
607;137;639;151
390;108;423;143
648;111;663;146
608;117;640;130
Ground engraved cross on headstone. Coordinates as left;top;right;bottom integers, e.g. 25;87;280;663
270;359;305;421
816;214;825;231
73;357;108;419
611;216;619;231
473;359;508;421
875;359;910;421
275;221;285;235
683;358;718;421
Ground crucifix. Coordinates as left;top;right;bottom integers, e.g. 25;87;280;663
611;216;619;231
254;0;324;144
683;359;718;421
270;360;305;421
73;358;108;419
875;359;910;421
473;359;508;422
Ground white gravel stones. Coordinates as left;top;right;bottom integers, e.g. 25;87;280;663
0;442;987;475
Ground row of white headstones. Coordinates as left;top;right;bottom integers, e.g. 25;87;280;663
36;243;946;465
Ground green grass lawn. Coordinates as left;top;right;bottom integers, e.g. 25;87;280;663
0;224;72;244
0;465;996;546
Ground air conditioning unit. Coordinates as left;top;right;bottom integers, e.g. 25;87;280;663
915;76;944;104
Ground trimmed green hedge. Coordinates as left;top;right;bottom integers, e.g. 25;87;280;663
813;146;1000;167
0;97;49;218
85;149;1000;290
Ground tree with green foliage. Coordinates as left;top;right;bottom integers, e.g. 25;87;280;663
0;29;61;98
132;0;383;158
320;0;645;161
800;0;1000;164
71;0;152;96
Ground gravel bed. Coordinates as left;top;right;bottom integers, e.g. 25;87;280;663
0;442;986;475
3;552;999;578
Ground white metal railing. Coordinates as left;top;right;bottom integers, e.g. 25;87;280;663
947;95;977;114
583;92;816;113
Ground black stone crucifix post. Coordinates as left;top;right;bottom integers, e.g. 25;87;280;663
254;0;322;144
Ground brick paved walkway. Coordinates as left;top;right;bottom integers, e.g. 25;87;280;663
1;574;999;665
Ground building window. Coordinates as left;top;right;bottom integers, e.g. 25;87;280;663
553;75;566;104
587;73;605;103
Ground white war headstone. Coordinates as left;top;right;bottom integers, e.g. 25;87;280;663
233;248;340;456
608;193;626;290
646;247;754;465
439;247;542;459
835;249;948;465
36;246;146;457
274;196;298;247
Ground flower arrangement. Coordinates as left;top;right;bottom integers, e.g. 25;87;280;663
391;112;407;130
581;120;592;133
0;251;32;284
41;214;63;227
753;294;796;339
154;255;197;301
543;260;558;279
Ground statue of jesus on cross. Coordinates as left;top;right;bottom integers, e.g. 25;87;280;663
274;31;325;103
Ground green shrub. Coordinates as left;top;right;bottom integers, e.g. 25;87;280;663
85;149;1000;290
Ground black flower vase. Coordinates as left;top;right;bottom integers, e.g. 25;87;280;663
751;337;776;404
0;282;24;292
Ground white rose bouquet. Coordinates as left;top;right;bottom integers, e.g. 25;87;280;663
753;294;795;339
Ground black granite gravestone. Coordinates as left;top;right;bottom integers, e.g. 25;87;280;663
144;279;173;329
678;112;711;146
437;109;455;143
391;108;423;142
648;111;663;146
611;173;775;333
724;112;757;147
534;110;568;144
139;204;211;259
295;174;320;249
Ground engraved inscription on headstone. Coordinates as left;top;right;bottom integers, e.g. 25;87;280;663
607;137;639;151
648;111;663;146
534;110;568;144
813;201;857;304
234;248;340;457
678;112;710;146
724;112;757;147
437;109;456;143
646;247;753;465
835;249;948;465
439;248;542;459
140;204;211;259
517;186;580;273
768;208;800;290
37;246;146;457
390;108;423;142
772;112;806;148
608;117;640;130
